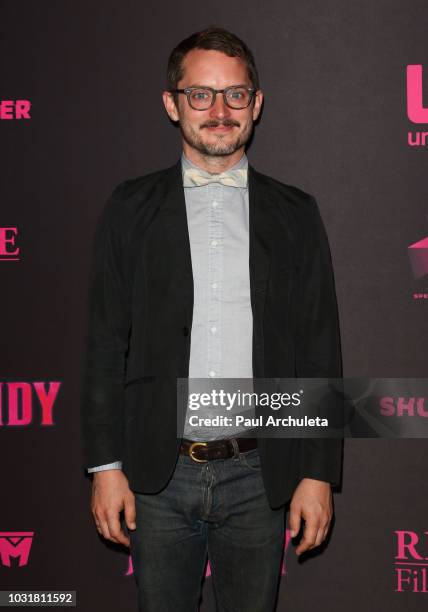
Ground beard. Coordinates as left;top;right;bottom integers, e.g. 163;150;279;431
179;116;253;157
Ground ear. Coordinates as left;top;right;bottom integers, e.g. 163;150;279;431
162;91;179;122
252;90;264;121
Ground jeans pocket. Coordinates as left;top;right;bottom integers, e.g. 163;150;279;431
239;448;262;471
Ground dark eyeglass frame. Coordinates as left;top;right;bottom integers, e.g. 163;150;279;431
169;85;256;110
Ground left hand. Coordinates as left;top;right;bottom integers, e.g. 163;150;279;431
289;477;333;556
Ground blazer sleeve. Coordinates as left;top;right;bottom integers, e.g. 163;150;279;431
79;186;132;469
295;195;343;487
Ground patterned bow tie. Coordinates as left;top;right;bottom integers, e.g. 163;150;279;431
182;167;248;188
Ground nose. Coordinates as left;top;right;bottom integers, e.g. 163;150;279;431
209;92;231;119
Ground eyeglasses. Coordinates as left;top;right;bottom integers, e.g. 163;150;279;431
169;85;256;110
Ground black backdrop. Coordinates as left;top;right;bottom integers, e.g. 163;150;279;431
1;1;428;610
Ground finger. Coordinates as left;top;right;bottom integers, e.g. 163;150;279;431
124;496;137;531
296;519;319;555
317;510;332;544
95;511;123;545
288;507;301;538
92;506;104;530
313;525;325;548
98;518;114;542
319;521;331;545
106;514;130;547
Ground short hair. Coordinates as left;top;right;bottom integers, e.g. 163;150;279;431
166;26;260;99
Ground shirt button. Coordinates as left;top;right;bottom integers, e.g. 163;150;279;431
212;201;218;208
211;282;218;289
208;370;216;377
210;326;217;334
210;239;218;247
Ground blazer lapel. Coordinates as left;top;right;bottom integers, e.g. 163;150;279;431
248;164;274;377
160;160;194;329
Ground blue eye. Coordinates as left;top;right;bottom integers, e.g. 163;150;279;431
227;88;249;102
191;90;210;100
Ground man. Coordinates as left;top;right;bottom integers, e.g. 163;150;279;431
80;26;343;612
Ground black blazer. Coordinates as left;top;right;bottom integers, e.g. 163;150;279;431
80;159;343;509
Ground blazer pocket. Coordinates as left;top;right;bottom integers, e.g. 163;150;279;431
124;375;157;387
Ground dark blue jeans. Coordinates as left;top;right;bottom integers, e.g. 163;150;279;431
129;443;285;612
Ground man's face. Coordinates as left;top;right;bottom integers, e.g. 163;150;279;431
163;49;263;158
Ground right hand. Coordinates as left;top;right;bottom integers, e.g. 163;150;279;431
91;469;136;547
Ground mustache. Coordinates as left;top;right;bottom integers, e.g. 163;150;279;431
200;119;240;128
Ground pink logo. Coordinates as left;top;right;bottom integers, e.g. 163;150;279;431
394;530;428;593
406;65;428;147
408;236;428;279
0;382;62;426
380;397;428;417
0;532;34;567
125;529;292;577
0;100;31;120
407;66;428;124
0;227;20;261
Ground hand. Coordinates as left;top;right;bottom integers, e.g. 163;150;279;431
91;469;136;547
289;477;333;556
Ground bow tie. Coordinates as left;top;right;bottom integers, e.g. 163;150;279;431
182;167;248;188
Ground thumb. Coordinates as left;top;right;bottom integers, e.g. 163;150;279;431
288;507;301;538
124;495;137;530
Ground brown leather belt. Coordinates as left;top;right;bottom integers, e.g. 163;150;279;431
180;437;257;463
